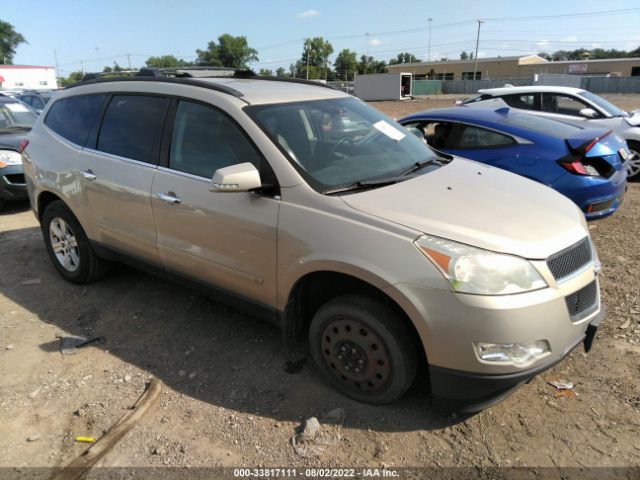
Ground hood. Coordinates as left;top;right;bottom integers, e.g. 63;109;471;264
0;131;28;151
342;159;588;260
624;110;640;127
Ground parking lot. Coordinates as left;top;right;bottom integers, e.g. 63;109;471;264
1;96;639;474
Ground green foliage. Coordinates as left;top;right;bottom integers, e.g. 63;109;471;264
196;34;258;69
0;20;27;64
146;55;191;68
258;68;273;76
547;47;640;61
60;71;84;86
333;49;358;80
357;55;387;74
295;37;334;79
275;67;288;77
460;51;468;60
389;52;420;65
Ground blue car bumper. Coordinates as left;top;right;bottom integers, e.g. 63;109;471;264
550;170;627;220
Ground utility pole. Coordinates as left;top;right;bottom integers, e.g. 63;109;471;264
53;49;60;87
306;42;310;80
427;18;433;62
473;19;483;80
80;60;85;75
365;32;370;74
127;53;132;70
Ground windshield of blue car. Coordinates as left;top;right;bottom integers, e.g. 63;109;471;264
246;97;440;192
0;100;37;131
505;112;583;138
578;91;626;117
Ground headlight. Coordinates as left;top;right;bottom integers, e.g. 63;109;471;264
475;340;550;367
415;234;547;295
0;150;22;168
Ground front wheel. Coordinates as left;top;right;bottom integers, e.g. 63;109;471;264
41;200;109;284
309;294;418;404
626;140;640;181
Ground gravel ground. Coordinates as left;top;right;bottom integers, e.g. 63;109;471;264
0;95;639;478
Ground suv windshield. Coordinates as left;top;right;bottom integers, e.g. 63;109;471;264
578;91;626;117
0;100;37;131
246;97;439;192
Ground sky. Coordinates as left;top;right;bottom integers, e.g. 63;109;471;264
2;0;640;75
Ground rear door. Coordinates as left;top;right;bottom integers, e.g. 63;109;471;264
79;94;169;262
150;99;279;308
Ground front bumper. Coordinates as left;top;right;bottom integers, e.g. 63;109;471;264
429;306;604;413
0;164;28;201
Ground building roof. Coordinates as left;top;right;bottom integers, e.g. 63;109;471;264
0;65;55;69
387;55;547;69
478;86;586;95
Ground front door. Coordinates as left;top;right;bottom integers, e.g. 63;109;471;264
150;99;279;308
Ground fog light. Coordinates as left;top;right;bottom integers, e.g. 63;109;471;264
475;340;550;367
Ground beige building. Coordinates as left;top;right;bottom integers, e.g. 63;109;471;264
386;55;640;80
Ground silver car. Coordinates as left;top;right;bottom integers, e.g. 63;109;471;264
21;69;604;412
461;86;640;180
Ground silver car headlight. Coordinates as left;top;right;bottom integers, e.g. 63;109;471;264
0;150;22;167
415;234;547;295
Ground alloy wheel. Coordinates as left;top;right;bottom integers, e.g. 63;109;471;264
49;217;80;272
626;149;640;178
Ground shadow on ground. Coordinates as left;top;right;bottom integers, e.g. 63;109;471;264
0;225;467;433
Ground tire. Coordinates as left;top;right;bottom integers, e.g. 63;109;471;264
309;294;418;405
41;200;109;284
626;140;640;181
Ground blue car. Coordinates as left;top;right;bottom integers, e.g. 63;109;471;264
399;105;628;220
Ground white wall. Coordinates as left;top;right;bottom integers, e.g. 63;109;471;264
0;66;58;90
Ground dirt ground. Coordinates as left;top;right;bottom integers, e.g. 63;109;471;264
1;95;640;478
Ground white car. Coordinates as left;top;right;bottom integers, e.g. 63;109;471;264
461;86;640;180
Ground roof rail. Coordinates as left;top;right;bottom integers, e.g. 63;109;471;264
68;66;336;98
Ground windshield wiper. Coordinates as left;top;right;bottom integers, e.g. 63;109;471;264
399;158;442;176
324;177;401;195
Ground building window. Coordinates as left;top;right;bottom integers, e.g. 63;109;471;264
462;72;481;80
436;73;454;80
15;82;24;86
38;81;48;85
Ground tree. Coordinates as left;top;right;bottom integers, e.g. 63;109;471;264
333;49;358;80
295;37;334;79
258;68;273;76
460;51;468;60
389;52;420;65
357;55;387;74
275;67;288;77
60;71;84;87
146;55;190;68
196;34;258;69
0;20;27;64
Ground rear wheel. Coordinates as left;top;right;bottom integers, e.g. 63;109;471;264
626;140;640;181
309;294;417;404
41;201;109;283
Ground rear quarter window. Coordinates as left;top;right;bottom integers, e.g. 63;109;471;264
44;94;107;146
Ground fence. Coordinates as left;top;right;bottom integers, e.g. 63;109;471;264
409;74;640;96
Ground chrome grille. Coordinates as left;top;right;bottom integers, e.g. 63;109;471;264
547;237;593;281
565;281;598;321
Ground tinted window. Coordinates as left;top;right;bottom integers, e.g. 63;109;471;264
97;95;168;164
170;101;262;178
541;93;589;116
578;91;624;117
45;94;106;146
501;93;537;111
455;126;514;149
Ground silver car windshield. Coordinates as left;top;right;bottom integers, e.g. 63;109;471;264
578;91;626;117
0;101;37;130
246;97;439;192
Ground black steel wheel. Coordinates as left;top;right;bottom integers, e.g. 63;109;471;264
309;294;417;404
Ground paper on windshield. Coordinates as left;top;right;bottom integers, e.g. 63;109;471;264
6;103;29;113
373;120;405;141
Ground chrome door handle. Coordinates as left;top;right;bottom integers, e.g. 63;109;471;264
157;192;181;205
80;169;96;181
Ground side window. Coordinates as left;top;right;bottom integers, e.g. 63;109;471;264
501;94;537;111
455;125;515;149
169;100;263;179
541;94;589;116
44;94;106;146
97;95;169;164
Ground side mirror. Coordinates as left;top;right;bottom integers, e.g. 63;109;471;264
209;162;262;193
579;108;598;119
